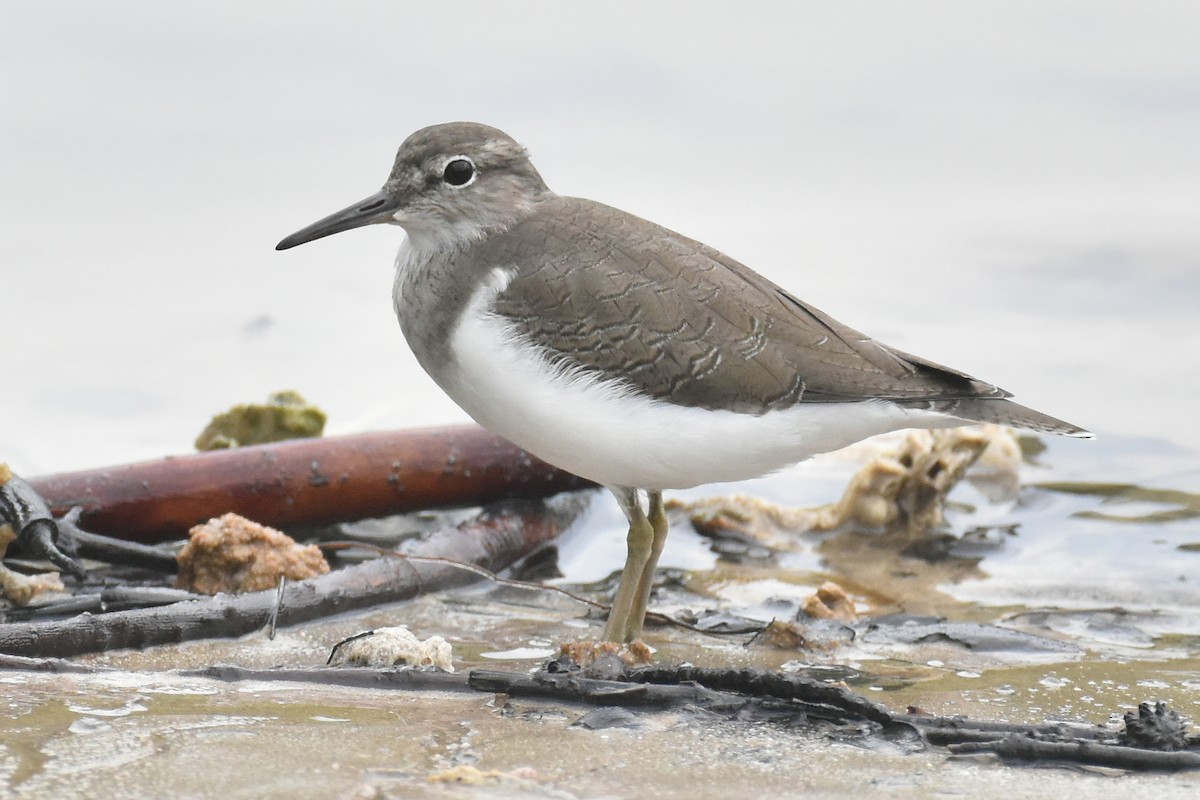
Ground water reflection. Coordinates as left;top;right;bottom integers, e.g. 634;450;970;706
1037;481;1200;524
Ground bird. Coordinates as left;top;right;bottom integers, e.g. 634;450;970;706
276;122;1089;643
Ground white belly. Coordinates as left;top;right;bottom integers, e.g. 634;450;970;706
433;269;962;491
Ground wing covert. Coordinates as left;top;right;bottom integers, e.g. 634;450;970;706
471;196;1005;413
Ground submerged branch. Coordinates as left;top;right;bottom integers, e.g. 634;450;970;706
948;735;1200;771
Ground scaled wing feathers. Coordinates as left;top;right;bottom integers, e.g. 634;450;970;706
476;196;1007;413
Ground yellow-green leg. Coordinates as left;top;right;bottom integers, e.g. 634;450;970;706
623;491;668;642
604;487;655;643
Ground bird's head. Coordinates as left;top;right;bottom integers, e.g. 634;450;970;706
276;122;551;253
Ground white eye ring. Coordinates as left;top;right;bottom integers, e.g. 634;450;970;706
441;156;477;188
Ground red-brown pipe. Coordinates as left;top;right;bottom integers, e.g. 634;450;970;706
27;426;595;543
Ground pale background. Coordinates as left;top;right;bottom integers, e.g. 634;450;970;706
3;1;1198;475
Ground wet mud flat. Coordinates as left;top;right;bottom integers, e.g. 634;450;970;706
2;433;1199;797
3;566;1198;800
0;604;1197;798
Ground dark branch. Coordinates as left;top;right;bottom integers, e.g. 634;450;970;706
0;493;590;658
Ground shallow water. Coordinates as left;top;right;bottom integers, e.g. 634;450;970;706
3;3;1200;797
4;4;1200;474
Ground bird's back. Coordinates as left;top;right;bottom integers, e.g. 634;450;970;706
458;195;1081;437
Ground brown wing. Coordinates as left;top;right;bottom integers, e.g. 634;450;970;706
475;196;1008;414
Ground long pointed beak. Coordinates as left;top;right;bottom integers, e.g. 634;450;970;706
275;190;399;250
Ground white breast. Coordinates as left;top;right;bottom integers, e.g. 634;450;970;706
436;268;961;490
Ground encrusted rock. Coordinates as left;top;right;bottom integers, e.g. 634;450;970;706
327;626;454;671
176;512;329;594
554;639;654;671
1120;701;1191;751
803;581;858;622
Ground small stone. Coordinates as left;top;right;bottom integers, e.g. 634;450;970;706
803;581;857;622
761;619;811;649
327;626;455;672
175;512;329;594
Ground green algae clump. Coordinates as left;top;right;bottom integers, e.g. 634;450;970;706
195;390;326;451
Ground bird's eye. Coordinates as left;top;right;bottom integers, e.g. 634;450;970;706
442;158;476;187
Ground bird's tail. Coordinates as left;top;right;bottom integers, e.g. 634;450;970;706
904;397;1092;438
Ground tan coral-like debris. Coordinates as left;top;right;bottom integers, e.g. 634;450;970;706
672;425;1021;542
666;493;816;544
558;639;654;668
802;581;857;622
759;617;853;651
761;619;812;649
175;512;329;594
885;427;995;533
0;561;65;605
328;626;454;672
